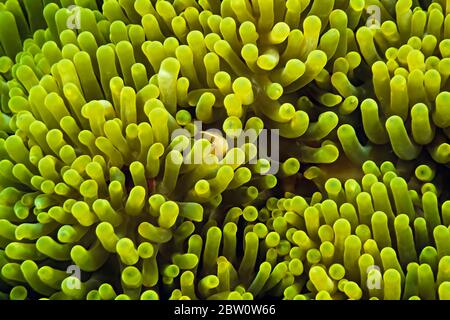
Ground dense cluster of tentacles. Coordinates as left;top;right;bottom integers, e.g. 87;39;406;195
1;0;450;300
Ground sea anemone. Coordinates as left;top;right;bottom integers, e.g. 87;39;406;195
0;0;450;300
